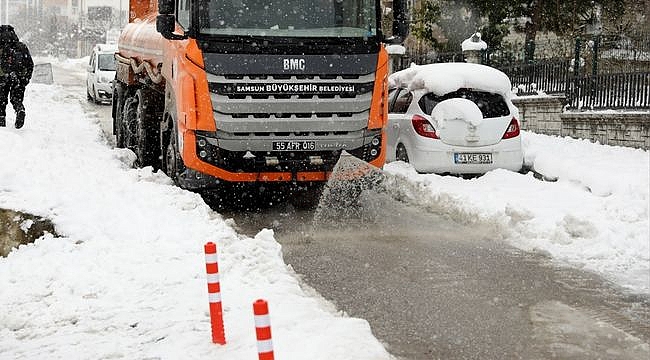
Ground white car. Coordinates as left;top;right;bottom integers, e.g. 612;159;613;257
386;63;523;175
86;44;117;104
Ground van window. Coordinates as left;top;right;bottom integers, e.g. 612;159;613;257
97;54;116;71
89;54;96;71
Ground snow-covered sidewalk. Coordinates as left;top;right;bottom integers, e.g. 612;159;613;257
0;82;390;359
385;132;649;294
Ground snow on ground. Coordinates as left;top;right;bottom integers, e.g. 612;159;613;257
0;81;389;359
0;58;648;358
385;132;650;293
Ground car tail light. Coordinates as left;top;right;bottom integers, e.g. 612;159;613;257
412;115;439;139
502;117;520;139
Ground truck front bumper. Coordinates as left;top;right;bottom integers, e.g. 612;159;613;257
177;129;384;190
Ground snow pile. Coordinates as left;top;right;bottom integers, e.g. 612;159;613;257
0;84;389;359
461;32;488;51
431;98;484;129
388;62;512;98
385;132;650;293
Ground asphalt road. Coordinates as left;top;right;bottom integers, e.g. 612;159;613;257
52;61;650;360
219;166;650;360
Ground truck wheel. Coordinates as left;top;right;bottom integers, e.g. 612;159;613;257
164;128;185;185
121;95;139;155
134;89;161;168
113;83;126;147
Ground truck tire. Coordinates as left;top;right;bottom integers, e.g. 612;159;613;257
134;89;162;168
161;88;186;184
113;82;126;147
121;95;138;155
119;89;161;168
164;125;185;185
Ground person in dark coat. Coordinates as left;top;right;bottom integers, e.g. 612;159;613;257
0;25;34;129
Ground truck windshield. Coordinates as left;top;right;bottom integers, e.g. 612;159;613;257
198;0;378;38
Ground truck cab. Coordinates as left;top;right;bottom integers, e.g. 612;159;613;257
113;0;408;190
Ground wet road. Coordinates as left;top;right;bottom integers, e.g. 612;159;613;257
53;61;650;360
222;187;649;360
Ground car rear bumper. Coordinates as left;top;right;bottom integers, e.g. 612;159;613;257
409;139;523;174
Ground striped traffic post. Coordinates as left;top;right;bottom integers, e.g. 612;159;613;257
253;299;274;360
204;241;226;345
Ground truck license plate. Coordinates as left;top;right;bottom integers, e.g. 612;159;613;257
454;153;493;164
272;141;316;151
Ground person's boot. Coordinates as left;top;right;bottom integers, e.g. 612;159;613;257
15;110;25;129
0;116;5;127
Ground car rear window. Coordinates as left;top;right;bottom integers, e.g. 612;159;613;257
418;89;510;118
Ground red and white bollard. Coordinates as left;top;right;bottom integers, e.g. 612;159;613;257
253;299;274;360
204;241;226;345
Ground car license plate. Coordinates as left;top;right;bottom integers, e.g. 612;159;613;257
272;140;316;151
454;153;493;164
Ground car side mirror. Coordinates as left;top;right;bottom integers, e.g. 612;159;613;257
87;65;94;73
156;14;188;40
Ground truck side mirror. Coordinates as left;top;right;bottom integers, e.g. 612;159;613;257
385;0;408;44
156;14;188;40
158;0;174;15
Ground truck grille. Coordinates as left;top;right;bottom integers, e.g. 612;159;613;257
206;73;375;134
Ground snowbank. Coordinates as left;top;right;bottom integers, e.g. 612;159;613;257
385;132;650;293
0;83;390;359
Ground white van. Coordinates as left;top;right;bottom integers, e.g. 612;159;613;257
86;44;117;104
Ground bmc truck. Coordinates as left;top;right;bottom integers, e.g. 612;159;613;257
112;0;407;191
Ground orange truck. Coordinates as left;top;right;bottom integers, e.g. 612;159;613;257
113;0;407;190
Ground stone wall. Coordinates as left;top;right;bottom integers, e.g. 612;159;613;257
561;113;650;149
511;96;565;136
512;96;650;150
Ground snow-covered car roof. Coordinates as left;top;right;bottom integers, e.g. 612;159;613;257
388;62;513;99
